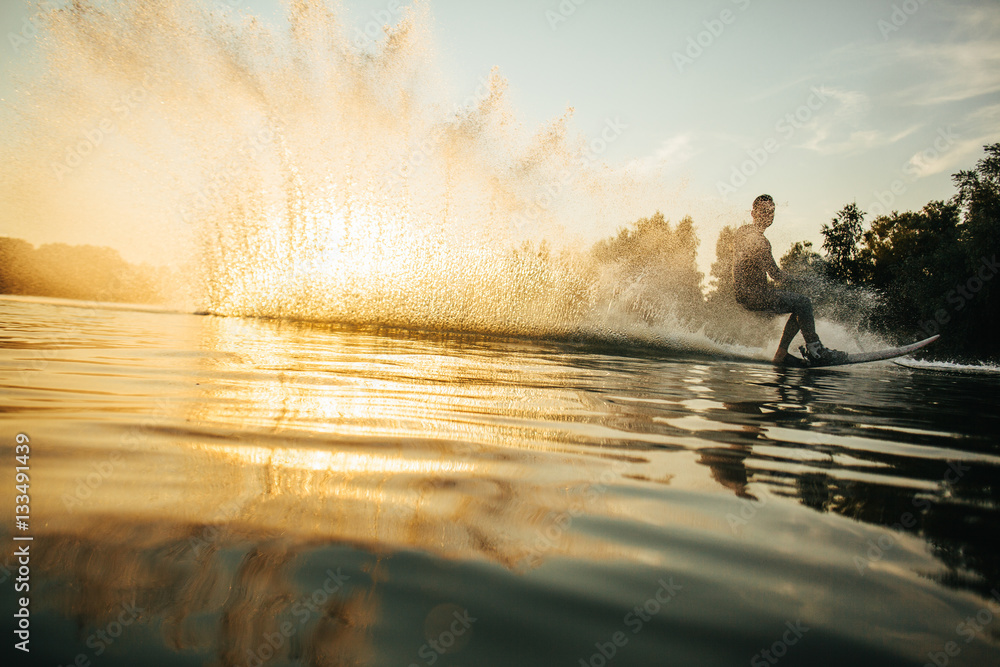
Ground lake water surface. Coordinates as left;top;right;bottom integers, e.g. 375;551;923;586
2;295;1000;666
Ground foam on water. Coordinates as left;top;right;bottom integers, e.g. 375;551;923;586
894;358;1000;375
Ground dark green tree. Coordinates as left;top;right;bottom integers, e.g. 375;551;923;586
950;143;1000;358
855;202;963;340
821;202;867;284
779;241;825;281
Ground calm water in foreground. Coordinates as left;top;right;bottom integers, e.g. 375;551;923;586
2;295;1000;667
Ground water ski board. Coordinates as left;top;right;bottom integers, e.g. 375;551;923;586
783;335;940;368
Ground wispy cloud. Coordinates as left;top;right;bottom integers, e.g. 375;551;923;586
785;21;999;155
967;102;1000;125
817;4;1000;110
887;40;1000;106
790;87;915;156
798;122;922;156
627;132;699;173
902;137;984;179
741;72;817;105
651;133;698;164
800;129;881;156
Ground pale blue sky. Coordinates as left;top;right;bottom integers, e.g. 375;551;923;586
2;0;998;271
407;0;999;259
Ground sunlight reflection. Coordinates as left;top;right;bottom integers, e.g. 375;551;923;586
203;443;478;477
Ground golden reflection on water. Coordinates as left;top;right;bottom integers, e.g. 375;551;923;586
10;313;671;664
8;300;1000;665
27;313;698;574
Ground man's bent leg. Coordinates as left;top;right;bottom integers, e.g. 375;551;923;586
785;294;819;344
738;290;821;363
767;292;818;363
747;291;845;364
778;314;801;352
780;293;849;363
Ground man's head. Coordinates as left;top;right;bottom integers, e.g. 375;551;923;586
752;194;775;228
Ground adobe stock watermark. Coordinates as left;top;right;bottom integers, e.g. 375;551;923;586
672;0;752;73
750;621;809;666
178;115;285;225
56;597;145;666
352;0;406;49
716;86;830;197
726;486;775;535
60;451;125;511
7;0;71;53
578;577;682;667
546;0;592;32
520;459;630;567
186;499;243;557
16;268;155;386
854;460;970;576
383;73;496;194
512;116;628;231
243;568;351;667
878;0;932;40
918;256;997;339
867;127;960;219
17;345;60;386
923;588;1000;667
407;603;477;667
51;66;166;183
60;397;173;511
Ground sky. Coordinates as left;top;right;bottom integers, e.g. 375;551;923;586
1;0;999;275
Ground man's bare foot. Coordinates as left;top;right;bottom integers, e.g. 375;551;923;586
773;348;807;367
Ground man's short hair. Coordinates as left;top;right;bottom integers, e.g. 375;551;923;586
753;194;774;212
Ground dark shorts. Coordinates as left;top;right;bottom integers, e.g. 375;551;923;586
736;289;809;316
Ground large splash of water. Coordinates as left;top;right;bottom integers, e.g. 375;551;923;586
2;0;791;352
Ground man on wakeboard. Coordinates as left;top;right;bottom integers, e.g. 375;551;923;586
732;194;848;366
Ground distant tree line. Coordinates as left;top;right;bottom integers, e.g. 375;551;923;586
0;238;165;304
784;143;999;362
